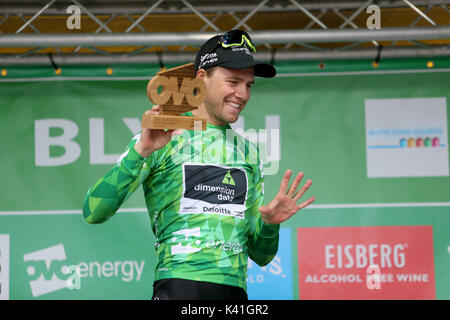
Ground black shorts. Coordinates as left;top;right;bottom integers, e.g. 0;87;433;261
152;278;248;300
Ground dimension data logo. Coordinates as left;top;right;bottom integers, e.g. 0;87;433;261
180;163;248;219
222;170;236;186
23;244;145;298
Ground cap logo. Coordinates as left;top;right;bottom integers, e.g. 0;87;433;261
200;52;217;63
199;52;218;69
231;47;252;56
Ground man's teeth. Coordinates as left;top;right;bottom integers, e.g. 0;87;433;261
226;101;240;109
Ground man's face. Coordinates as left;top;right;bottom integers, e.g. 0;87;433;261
198;66;254;126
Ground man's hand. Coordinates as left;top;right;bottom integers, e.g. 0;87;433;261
134;105;180;158
259;169;315;224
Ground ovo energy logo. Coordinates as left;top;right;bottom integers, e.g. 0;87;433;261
168;227;244;257
23;243;145;298
170;228;202;255
23;244;80;297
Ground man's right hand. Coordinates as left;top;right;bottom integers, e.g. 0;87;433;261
134;105;178;158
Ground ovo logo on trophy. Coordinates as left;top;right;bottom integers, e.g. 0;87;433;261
142;63;207;130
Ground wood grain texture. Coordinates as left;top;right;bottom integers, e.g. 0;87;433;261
143;63;207;130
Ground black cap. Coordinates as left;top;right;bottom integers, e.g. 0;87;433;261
194;35;276;78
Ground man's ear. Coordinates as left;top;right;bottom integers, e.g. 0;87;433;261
196;68;206;80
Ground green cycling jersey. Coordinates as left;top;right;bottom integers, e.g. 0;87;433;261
83;114;279;291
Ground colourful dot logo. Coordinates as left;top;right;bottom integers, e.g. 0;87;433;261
400;137;440;148
416;138;423;147
400;138;407;148
432;137;440;147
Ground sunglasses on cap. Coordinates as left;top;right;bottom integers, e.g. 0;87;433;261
212;30;256;53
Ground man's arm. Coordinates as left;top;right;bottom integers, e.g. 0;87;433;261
246;161;280;267
83;105;176;224
82;135;149;224
247;168;315;266
247;208;280;267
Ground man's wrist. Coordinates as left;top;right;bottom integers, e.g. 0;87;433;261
257;217;280;238
134;141;154;158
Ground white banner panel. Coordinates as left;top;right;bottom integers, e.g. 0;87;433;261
365;97;448;178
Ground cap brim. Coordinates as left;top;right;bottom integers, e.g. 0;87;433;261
253;62;277;78
220;60;276;78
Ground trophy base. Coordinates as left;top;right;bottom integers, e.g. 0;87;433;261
141;113;207;130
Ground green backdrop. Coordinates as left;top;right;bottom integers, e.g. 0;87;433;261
0;58;449;300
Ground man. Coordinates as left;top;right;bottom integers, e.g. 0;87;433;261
83;30;315;300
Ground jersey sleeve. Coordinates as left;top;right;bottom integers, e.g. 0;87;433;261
82;134;150;224
246;158;280;267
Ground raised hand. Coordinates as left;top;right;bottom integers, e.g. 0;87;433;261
134;105;179;158
259;169;315;224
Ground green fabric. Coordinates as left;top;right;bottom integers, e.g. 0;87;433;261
83;115;279;291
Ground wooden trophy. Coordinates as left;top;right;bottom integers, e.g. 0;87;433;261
142;63;207;130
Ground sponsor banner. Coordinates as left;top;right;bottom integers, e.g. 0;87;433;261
1;213;155;299
247;228;293;300
297;226;436;300
1;71;450;300
23;242;146;298
365;97;448;178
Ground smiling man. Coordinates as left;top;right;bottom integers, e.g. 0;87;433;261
83;30;315;300
195;66;254;125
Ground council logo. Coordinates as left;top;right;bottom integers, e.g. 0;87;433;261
365;97;448;178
